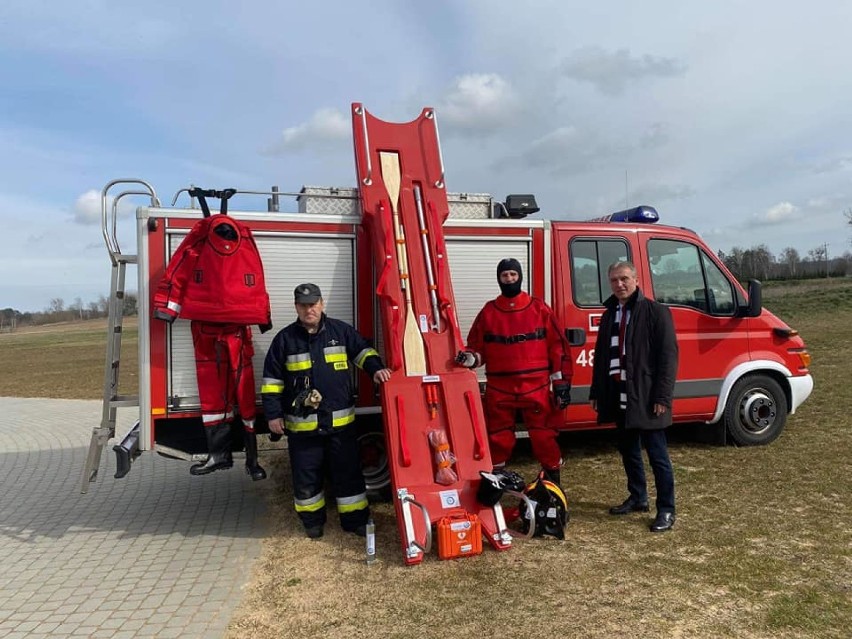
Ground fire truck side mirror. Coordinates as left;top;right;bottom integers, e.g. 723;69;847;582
737;279;762;318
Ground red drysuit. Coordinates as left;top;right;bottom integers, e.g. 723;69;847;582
466;291;573;469
152;215;271;328
191;322;257;428
153;214;271;431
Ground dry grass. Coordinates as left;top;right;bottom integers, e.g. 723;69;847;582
0;317;138;399
228;279;852;639
1;283;849;638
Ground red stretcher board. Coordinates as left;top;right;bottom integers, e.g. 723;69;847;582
352;104;512;564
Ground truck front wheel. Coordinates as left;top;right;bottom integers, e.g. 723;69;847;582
723;374;788;446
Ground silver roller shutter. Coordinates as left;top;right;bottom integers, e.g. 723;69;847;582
167;230;356;410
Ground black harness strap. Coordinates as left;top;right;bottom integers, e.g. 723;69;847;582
483;327;546;345
188;187;238;218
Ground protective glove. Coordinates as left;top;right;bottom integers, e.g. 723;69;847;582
455;350;478;369
553;383;571;410
291;388;323;417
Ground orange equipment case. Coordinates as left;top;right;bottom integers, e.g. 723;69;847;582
436;510;483;560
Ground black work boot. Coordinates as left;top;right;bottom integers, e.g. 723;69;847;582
243;428;267;481
190;422;234;475
542;467;561;487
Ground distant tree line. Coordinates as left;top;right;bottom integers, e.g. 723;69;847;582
718;244;852;281
0;293;137;332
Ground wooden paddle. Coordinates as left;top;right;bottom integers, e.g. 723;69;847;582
380;151;427;376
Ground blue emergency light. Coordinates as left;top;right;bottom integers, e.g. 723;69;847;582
589;205;659;223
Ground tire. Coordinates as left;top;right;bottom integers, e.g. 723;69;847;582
357;427;392;502
723;374;788;446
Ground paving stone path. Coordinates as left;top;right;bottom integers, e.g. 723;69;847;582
0;397;267;639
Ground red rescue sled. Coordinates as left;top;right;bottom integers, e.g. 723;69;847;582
352;104;513;564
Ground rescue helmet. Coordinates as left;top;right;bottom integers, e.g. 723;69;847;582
518;472;568;539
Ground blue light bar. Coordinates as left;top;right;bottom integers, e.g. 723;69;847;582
588;205;659;223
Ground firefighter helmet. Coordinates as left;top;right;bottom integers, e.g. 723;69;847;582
518;472;568;539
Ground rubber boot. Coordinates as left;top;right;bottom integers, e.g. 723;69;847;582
542;466;561;487
243;429;267;481
190;422;234;475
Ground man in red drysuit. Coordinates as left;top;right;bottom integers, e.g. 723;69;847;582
457;258;573;485
153;210;272;480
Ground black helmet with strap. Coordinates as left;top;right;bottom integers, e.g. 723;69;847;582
518;471;568;539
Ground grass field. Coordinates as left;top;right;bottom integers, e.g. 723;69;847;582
0;317;138;399
1;281;849;638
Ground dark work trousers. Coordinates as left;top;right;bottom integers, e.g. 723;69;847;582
615;413;675;514
287;427;370;531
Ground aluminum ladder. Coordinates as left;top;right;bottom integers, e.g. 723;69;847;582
80;179;159;493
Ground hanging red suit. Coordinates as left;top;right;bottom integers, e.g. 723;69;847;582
152;188;271;479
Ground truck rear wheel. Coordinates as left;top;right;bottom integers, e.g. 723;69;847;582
723;374;787;446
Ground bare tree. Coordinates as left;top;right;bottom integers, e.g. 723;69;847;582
71;297;84;320
807;245;828;277
722;247;745;279
122;292;138;317
739;246;772;280
779;247;799;278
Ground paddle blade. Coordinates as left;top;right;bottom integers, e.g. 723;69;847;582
403;304;427;376
380;152;401;213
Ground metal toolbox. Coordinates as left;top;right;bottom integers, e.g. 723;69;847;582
297;186;494;219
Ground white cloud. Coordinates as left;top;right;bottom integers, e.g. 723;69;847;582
810;155;852;174
265;108;350;155
74;190;106;225
73;190;135;225
753;201;798;226
438;73;519;134
559;46;687;96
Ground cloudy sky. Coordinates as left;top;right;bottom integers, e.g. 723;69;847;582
2;1;851;311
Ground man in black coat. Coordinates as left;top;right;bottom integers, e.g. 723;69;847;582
589;261;679;532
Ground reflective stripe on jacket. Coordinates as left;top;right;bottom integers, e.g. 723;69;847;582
261;314;384;435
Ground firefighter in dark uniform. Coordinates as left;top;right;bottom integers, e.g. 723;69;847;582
261;283;392;539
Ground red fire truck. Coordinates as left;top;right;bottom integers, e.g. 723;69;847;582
83;178;813;496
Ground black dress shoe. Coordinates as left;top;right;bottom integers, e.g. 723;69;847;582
649;512;675;532
608;498;650;515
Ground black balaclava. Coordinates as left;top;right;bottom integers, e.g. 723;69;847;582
497;258;523;298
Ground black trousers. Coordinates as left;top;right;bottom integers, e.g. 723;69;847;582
288;427;370;530
615;413;675;514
